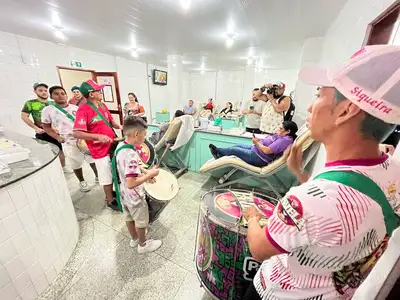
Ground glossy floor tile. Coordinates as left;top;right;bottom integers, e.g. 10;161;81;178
39;167;214;300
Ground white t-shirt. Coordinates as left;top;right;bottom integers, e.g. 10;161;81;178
245;99;266;129
259;100;284;133
254;154;400;299
115;142;145;207
41;104;78;144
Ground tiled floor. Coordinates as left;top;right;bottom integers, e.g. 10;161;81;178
37;167;213;300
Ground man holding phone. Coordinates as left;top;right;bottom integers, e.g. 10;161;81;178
242;88;265;134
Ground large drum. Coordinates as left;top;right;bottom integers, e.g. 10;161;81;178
144;169;179;223
196;189;277;300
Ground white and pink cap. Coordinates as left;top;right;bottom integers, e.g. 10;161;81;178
299;45;400;124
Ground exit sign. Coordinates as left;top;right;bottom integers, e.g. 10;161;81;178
70;60;83;68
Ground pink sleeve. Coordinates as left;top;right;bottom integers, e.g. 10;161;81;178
124;153;140;178
266;184;343;252
73;108;88;131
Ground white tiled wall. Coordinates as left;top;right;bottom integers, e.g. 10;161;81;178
0;159;79;299
0;30;168;136
310;0;397;175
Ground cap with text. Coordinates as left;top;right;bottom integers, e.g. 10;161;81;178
79;80;104;96
299;45;400;124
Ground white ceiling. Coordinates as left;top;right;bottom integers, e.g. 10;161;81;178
0;0;348;71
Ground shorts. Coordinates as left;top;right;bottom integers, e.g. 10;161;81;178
93;156;112;185
124;201;149;228
35;132;62;150
63;143;94;170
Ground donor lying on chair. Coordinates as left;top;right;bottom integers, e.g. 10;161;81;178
209;121;298;167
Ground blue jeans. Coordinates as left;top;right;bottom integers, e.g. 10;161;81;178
216;144;267;167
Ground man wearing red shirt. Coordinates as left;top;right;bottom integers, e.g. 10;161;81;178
73;80;122;211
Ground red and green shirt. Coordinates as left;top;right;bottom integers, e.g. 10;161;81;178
73;103;115;159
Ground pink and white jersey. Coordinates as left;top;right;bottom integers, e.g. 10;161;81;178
115;142;145;207
254;154;400;299
41;104;78;144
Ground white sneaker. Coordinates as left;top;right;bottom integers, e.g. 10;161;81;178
79;181;91;192
63;166;74;174
129;229;149;248
137;239;162;254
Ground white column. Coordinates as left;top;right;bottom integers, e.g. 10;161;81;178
241;65;255;103
167;54;184;115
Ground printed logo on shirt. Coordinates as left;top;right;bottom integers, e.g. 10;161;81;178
78;118;86;125
277;194;305;230
243;257;261;281
89;115;103;124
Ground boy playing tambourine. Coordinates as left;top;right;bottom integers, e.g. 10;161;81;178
113;116;162;253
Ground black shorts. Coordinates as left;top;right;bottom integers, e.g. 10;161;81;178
246;127;262;134
243;283;262;300
35;132;62;150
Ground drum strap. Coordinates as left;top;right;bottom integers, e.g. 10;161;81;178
87;102;113;129
50;103;75;123
315;171;400;236
111;143;136;213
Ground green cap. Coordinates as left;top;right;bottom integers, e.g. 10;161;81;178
79;79;104;96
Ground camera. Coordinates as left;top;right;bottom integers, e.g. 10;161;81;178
260;85;278;95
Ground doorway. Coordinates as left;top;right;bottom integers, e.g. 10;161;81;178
363;1;400;149
57;67;123;137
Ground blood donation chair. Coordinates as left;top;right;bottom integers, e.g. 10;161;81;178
154;116;194;177
199;127;319;198
353;227;400;300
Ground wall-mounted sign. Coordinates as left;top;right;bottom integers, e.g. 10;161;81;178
70;60;83;68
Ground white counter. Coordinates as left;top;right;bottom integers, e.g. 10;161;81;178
0;156;79;299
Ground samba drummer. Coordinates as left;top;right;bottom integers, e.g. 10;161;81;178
41;85;98;192
242;45;400;300
73;80;122;211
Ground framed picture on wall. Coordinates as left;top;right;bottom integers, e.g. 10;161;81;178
102;85;114;103
153;69;167;85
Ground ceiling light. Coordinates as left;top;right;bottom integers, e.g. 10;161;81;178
51;11;61;26
172;63;176;68
180;0;191;10
54;29;66;40
225;33;237;48
200;70;205;75
131;49;139;58
247;58;253;65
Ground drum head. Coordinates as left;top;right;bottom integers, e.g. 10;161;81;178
135;139;155;166
144;169;179;201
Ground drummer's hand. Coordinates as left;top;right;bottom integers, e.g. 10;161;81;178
379;143;395;155
244;206;262;222
286;144;303;176
96;134;113;143
147;168;159;178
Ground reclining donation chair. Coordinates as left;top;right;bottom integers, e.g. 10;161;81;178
154;115;194;177
199;126;319;198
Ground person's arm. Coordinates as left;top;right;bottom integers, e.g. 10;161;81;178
41;107;62;141
286;144;310;184
126;169;158;189
244;207;282;262
270;96;290;113
124;154;159;189
111;120;122;130
254;140;274;154
21;112;44;133
42;124;63;142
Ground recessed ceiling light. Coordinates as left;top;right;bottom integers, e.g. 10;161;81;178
172;63;176;67
54;29;66;40
131;49;139;58
180;0;191;10
51;11;61;26
225;33;237;48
